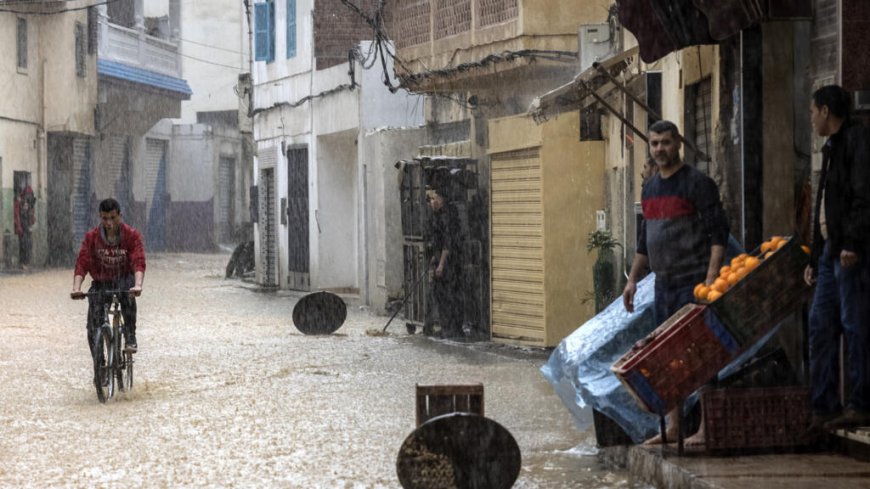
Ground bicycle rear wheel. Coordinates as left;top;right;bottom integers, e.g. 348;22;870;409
93;327;115;403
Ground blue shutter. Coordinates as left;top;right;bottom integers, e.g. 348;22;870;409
254;3;269;61
286;0;296;59
268;0;276;62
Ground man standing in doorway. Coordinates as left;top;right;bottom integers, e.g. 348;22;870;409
71;198;146;354
428;187;464;339
804;85;870;432
13;185;35;271
623;120;730;445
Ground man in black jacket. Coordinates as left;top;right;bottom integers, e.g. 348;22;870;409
805;85;870;431
428;187;464;339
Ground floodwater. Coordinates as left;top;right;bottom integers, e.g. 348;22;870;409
0;253;646;488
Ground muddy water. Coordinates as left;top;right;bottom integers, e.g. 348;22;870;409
0;254;645;488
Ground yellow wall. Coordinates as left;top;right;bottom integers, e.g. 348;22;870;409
488;111;603;346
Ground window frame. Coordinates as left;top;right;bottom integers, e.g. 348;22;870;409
286;0;296;59
17;17;28;72
254;0;276;63
75;21;86;78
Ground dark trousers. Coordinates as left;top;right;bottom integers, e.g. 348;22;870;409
86;277;137;356
18;230;31;267
809;243;870;415
653;278;698;327
433;265;463;334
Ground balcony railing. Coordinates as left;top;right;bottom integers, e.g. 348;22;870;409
99;18;181;78
392;0;518;49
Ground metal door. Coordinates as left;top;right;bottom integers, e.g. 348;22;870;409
218;156;235;243
259;167;277;286
144;138;168;250
72;138;93;244
286;147;310;290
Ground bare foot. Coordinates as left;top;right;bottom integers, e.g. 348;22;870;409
684;426;706;448
643;428;679;445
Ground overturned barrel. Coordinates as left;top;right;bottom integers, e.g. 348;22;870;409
292;291;347;335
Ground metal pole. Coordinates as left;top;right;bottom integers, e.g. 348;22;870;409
577;79;649;144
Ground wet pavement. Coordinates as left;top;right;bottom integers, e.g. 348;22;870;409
0;253;648;488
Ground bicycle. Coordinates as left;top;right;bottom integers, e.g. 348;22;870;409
73;289;135;403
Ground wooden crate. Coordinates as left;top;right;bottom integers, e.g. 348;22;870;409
416;384;484;427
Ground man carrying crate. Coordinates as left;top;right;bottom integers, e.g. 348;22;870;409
805;85;870;433
622;120;730;446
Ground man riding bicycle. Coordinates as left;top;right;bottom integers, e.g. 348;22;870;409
71;198;146;354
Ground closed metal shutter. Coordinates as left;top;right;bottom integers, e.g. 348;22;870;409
144;138;168;250
110;136;132;212
72;138;92;243
490;148;545;343
258;167;277;286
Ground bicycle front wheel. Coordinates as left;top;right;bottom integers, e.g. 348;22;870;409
93;327;115;403
117;351;133;392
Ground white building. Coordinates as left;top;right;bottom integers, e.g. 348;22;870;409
250;0;423;308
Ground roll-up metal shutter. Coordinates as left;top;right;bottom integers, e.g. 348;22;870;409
490;147;544;344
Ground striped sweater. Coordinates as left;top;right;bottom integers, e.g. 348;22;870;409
638;164;729;285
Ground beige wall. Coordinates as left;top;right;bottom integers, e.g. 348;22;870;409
180;0;249;122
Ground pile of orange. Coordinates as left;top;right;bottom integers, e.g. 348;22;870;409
693;235;805;303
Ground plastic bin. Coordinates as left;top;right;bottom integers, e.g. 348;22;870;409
702;386;809;451
612;304;740;415
708;236;811;346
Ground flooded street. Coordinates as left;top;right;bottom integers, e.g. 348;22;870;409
0;253;640;488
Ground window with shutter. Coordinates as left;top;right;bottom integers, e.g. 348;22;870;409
287;0;296;59
254;1;275;62
75;22;86;77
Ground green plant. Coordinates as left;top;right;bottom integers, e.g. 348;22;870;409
586;230;622;313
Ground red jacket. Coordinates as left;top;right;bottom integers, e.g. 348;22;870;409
74;223;146;281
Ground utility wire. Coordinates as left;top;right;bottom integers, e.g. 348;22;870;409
180;51;247;70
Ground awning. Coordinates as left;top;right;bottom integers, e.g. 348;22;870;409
617;0;810;63
98;59;192;100
528;45;639;122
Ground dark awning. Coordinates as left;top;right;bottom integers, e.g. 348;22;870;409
617;0;770;63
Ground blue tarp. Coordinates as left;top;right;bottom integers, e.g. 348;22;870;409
541;270;780;444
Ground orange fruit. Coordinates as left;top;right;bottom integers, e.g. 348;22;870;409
726;272;740;286
764;251;774;259
776;239;788;250
735;267;749;279
744;256;760;270
719;265;732;277
694;283;705;300
760;241;774;253
770;236;783;246
697;285;711;301
707;290;723;302
712;278;729;293
801;245;811;255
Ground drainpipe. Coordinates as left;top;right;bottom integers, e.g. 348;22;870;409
739;31;746;245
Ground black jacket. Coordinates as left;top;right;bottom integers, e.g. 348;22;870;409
811;120;870;269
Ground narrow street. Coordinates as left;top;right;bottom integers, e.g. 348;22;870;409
0;253;640;488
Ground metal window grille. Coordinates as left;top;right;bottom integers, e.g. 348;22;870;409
476;0;517;28
75;22;86;77
17;18;27;70
393;0;430;49
434;0;470;40
87;6;98;55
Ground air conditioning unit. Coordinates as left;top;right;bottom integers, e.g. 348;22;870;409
579;24;613;72
854;91;870;112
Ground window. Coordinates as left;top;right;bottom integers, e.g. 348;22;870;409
286;0;296;59
254;0;275;62
75;22;86;77
17;18;27;70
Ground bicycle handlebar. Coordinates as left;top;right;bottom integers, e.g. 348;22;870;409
71;288;140;300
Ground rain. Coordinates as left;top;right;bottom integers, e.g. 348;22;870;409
2;0;869;487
